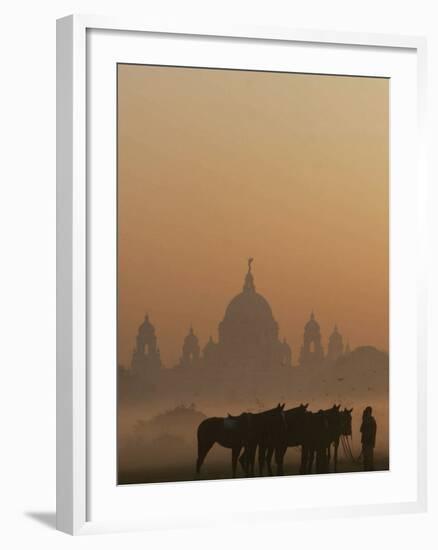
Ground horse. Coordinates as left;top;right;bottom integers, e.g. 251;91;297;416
326;407;353;472
299;409;332;474
263;403;309;475
235;403;286;476
196;412;252;478
299;405;353;474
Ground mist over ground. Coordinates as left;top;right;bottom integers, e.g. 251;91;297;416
118;346;389;484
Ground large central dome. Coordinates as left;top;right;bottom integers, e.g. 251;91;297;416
216;259;289;370
223;285;275;325
222;258;275;327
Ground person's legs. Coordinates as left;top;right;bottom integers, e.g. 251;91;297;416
368;448;374;471
363;446;374;471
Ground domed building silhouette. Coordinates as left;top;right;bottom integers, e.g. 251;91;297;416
205;258;292;370
179;326;201;368
123;259;365;405
327;325;344;362
299;311;324;367
202;336;219;369
131;314;162;375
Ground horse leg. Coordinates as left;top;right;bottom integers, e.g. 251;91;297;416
308;448;315;474
250;445;257;475
239;448;248;474
258;444;266;476
232;445;242;478
317;448;326;473
300;446;307;474
196;438;214;475
266;447;274;475
275;445;286;476
334;441;339;473
244;444;255;476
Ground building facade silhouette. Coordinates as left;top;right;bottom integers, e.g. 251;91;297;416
327;325;344;362
129;260;350;376
299;312;325;367
179;326;201;368
131;314;162;375
205;258;292;370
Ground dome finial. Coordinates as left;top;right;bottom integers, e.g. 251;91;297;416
243;258;255;292
310;310;315;321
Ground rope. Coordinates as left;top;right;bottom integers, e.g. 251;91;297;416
340;435;351;461
342;434;362;464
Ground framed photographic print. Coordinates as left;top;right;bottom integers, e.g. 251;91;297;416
56;15;427;535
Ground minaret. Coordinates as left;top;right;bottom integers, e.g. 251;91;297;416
203;335;219;368
327;324;344;362
180;326;201;368
131;313;162;375
280;337;292;367
299;311;324;367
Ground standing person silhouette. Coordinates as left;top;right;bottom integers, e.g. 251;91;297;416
360;406;377;471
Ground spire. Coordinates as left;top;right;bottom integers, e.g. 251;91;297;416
310;311;315;321
140;313;153;329
243;257;255;292
186;325;197;341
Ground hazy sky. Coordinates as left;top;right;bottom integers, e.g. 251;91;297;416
117;64;389;368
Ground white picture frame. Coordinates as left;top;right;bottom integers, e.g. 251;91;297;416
56;14;428;535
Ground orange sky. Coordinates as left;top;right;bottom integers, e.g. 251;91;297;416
117;64;389;368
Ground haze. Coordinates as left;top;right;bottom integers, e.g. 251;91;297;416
117;64;389;369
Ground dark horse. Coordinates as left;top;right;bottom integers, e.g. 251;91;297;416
238;403;287;476
326;407;353;472
196;412;252;478
299;405;353;474
299;409;332;474
263;403;309;476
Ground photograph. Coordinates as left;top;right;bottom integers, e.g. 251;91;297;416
116;63;389;485
0;0;432;544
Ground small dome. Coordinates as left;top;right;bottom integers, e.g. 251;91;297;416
137;314;156;336
204;336;216;349
184;326;198;345
305;312;320;330
280;338;291;355
141;314;152;326
329;325;342;342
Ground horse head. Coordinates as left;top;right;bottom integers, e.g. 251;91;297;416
341;407;353;436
